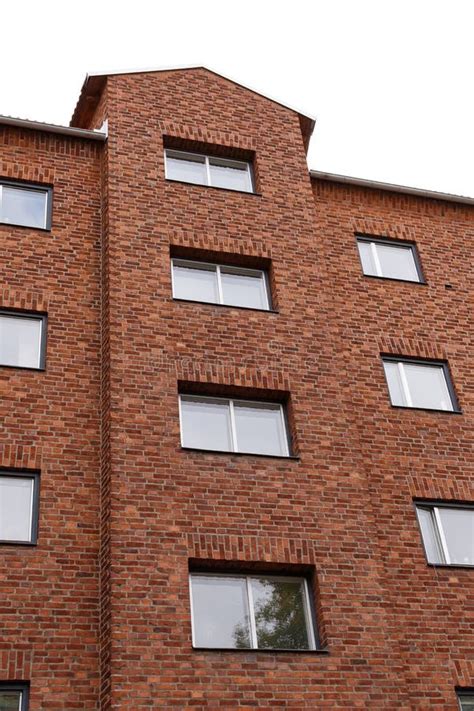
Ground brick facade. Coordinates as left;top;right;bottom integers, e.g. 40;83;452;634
0;67;472;709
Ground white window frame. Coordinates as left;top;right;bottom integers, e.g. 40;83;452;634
416;504;474;566
0;472;39;544
0;311;47;370
189;573;317;650
356;236;422;282
458;692;474;711
178;394;290;456
0;684;28;711
0;181;51;230
164;149;254;193
382;358;457;412
171;258;271;310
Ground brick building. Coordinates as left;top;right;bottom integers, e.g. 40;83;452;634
0;66;473;710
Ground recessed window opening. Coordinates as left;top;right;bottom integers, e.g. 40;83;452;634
416;504;474;566
357;236;422;282
0;181;51;229
0;471;39;544
179;394;290;456
0;312;46;369
165;149;254;193
189;573;317;650
171;258;271;310
382;358;457;412
0;682;29;710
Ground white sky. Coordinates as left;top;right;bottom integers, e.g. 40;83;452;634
2;0;473;196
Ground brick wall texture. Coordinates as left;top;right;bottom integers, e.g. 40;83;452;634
0;68;473;709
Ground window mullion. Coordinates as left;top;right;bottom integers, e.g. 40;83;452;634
170;258;176;298
43;190;48;229
398;362;413;407
216;265;224;304
28;477;35;541
205;156;212;186
246;163;253;192
229;400;239;452
246;577;258;649
279;405;290;456
370;242;383;277
302;579;316;650
188;574;197;646
178;396;185;447
433;507;451;564
37;319;43;369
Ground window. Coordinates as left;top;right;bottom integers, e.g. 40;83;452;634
0;181;52;229
0;312;46;369
0;683;29;711
0;472;39;544
171;259;271;310
190;573;316;650
165;149;254;193
179;395;290;456
416;504;474;566
357;236;422;282
458;692;474;710
382;357;458;412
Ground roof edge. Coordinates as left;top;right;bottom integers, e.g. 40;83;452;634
0;114;106;141
70;65;316;139
310;170;474;206
87;64;315;119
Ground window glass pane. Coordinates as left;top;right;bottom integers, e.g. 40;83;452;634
357;241;378;276
416;507;443;563
0;691;22;711
180;397;232;451
208;158;252;192
166;151;207;185
376;243;419;281
191;575;251;648
172;261;219;303
233;402;288;456
438;508;474;565
2;185;47;228
459;695;474;711
0;315;42;368
383;361;406;406
404;363;453;411
0;476;34;542
220;267;269;309
251;577;311;650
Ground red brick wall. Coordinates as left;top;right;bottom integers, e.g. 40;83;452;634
2;68;473;709
99;69;408;709
311;177;474;708
0;127;102;709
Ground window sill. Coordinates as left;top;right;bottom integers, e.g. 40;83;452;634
428;563;474;570
0;220;51;232
0;539;37;547
390;405;462;415
362;274;427;285
172;298;278;314
192;646;328;654
0;364;45;372
181;447;300;461
165;178;262;197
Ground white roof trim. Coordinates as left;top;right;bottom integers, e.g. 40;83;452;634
310;170;474;206
84;64;316;124
0;114;106;141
